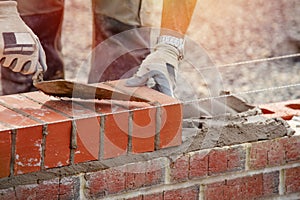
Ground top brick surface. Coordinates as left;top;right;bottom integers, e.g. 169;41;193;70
259;99;300;120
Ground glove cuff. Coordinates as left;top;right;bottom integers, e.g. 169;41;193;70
157;35;185;60
0;1;18;16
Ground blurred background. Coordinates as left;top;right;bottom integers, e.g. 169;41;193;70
62;0;300;104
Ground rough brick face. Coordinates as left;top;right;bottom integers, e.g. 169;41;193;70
250;136;300;170
59;176;80;200
205;172;279;200
170;154;189;182
15;179;60;200
7;177;80;200
189;146;246;179
250;139;285;169
208;149;228;175
189;150;209;179
164;186;199;200
263;171;279;196
285;167;300;194
282;136;300;163
85;159;165;198
0;188;16;200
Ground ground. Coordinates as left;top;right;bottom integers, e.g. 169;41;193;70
61;0;300;104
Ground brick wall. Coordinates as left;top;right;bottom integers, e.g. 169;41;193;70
0;80;300;199
0;80;182;179
1;133;299;199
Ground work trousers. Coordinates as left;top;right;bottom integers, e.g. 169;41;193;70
1;0;149;94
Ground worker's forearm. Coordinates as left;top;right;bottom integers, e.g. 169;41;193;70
161;0;197;38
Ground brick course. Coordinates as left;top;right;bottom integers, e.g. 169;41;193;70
0;80;182;178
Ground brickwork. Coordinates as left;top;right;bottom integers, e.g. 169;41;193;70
0;84;299;199
0;80;182;178
0;134;299;199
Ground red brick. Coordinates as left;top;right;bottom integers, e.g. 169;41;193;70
85;168;125;198
282;135;300;163
227;146;246;171
44;121;72;168
85;159;164;198
59;176;80;200
189;150;209;178
170;155;189;182
0;103;43;175
88;100;130;160
249;139;285;169
208;149;227;175
125;158;164;189
208;146;245;175
74;117;100;163
145;166;164;186
0;188;16;200
205;173;279;200
189;147;245;180
285;167;300;194
22;92;101;165
259;99;300;120
263;171;279;195
0;129;11;178
205;181;226;200
125;170;145;190
0;94;73;169
15;126;43;175
249;141;269;169
164;185;199;200
103;80;182;149
268;140;285;166
103;112;129;159
132;108;156;153
85;170;107;198
230;174;263;199
141;159;166;186
159;104;182;149
250;136;299;170
15;178;60;200
107;169;126;194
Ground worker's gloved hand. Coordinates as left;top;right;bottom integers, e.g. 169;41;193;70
126;35;184;97
0;1;47;76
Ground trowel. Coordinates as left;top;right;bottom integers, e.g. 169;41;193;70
32;71;150;103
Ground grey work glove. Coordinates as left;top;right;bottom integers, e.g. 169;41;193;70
0;1;47;76
126;36;184;97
